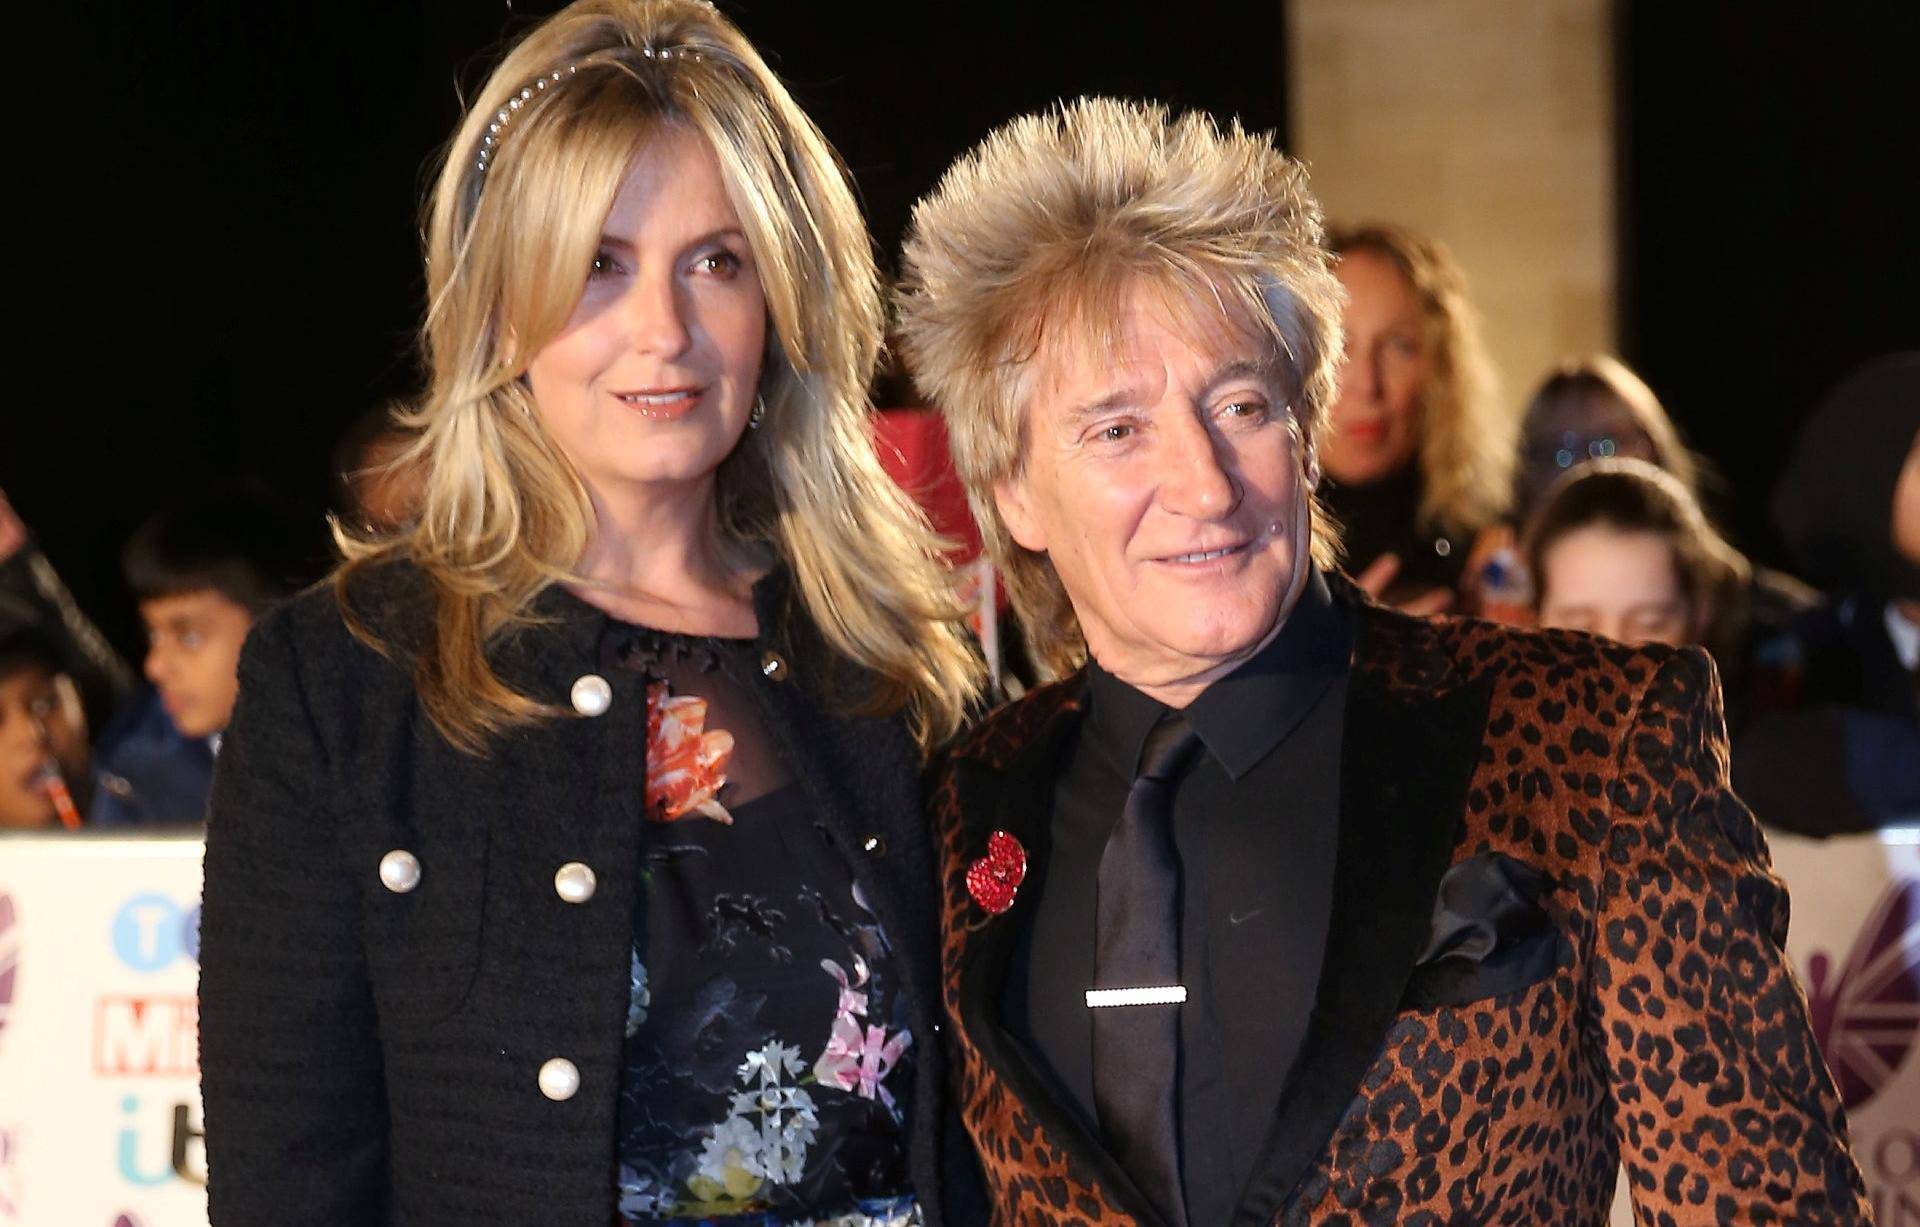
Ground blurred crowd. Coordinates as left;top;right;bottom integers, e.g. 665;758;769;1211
2;222;1915;837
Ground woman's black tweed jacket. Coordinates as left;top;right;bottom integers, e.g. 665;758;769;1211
198;562;984;1225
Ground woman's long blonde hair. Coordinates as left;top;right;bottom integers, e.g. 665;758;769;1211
338;0;980;753
1329;223;1512;537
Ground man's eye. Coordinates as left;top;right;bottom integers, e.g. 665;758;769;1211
180;632;203;650
1221;400;1268;419
26;695;55;721
1098;423;1134;442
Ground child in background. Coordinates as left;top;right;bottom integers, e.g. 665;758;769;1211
0;600;91;830
90;487;324;826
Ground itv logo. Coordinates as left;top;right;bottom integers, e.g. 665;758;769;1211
116;1096;203;1188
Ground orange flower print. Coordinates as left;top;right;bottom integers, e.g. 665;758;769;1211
645;681;736;824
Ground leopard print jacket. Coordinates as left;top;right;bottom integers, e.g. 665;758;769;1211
931;598;1872;1226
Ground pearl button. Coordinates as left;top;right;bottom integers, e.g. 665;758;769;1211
1433;537;1452;557
570;674;612;716
760;651;789;682
554;861;597;904
379;850;421;894
538;1057;580;1101
862;835;887;857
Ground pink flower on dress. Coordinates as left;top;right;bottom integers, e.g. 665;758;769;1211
813;957;911;1111
645;682;736;824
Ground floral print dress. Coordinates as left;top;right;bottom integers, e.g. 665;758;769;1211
604;626;920;1227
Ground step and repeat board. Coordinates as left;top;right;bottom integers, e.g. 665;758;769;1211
0;835;204;1227
2;824;1915;1227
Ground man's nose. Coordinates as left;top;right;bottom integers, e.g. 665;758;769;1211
1158;415;1241;520
144;647;169;685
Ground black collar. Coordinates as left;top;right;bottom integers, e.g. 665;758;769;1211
1084;568;1351;781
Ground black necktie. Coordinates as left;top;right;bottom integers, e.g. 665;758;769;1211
1093;712;1201;1227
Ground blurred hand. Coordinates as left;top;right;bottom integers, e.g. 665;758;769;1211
1352;552;1455;618
0;489;25;562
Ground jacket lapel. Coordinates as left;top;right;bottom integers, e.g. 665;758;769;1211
1234;602;1493;1226
950;679;1183;1227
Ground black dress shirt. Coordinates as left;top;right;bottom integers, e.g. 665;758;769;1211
1003;569;1353;1227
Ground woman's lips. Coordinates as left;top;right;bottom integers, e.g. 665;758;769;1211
613;387;704;420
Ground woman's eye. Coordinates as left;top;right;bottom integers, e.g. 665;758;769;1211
589;250;622;277
696;250;742;277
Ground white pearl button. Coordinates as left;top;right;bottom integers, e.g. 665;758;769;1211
538;1057;580;1101
570;674;612;716
378;850;421;894
554;861;597;904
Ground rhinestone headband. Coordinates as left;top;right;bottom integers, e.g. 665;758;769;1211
474;45;706;177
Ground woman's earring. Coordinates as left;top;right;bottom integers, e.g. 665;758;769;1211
747;396;766;431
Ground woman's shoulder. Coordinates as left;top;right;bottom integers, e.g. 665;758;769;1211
244;559;428;696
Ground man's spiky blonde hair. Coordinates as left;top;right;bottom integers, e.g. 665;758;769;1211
895;97;1345;678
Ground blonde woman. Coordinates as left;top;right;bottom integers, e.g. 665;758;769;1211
197;3;982;1225
1323;223;1515;613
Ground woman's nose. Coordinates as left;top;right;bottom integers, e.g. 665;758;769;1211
623;274;693;359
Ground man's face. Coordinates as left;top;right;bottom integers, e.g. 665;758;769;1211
142;591;254;739
0;663;87;829
995;287;1311;700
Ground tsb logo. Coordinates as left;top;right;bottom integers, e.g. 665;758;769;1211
111;894;201;974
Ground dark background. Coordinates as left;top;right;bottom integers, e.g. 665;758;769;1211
10;1;1916;660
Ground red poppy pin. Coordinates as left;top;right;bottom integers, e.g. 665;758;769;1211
965;829;1027;916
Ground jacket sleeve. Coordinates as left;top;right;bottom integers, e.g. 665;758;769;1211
1592;647;1871;1224
198;606;390;1223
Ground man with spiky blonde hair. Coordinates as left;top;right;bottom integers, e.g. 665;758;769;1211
897;97;1867;1227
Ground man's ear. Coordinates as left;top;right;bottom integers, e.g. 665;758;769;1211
993;474;1047;553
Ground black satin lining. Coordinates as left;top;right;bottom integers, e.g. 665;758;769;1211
1402;851;1570;1009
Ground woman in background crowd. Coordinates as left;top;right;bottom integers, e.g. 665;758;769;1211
1323;223;1517;613
197;2;984;1224
1506;353;1815;635
1513;354;1699;523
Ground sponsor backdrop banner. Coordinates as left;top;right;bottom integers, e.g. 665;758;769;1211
1611;825;1920;1226
0;834;206;1227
